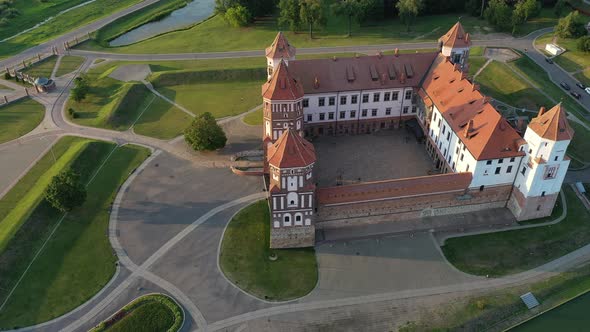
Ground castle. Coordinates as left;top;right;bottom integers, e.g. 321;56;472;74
261;23;574;249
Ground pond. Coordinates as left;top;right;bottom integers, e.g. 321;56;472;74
510;291;590;331
109;0;215;47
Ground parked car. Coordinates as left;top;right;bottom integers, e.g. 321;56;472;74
561;82;571;90
585;87;590;95
545;57;554;64
576;82;586;89
570;91;582;99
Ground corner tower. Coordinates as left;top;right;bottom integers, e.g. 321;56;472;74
265;32;296;80
267;129;316;248
261;59;305;146
508;104;574;221
439;22;471;71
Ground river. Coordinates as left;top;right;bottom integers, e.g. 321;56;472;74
510;291;590;331
109;0;215;47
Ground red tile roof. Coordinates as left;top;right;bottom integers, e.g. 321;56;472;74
528;104;574;141
265;32;296;59
267;129;316;168
421;55;525;160
317;173;472;205
262;60;305;100
439;22;471;49
287;52;438;94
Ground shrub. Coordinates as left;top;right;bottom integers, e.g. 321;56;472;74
4;72;10;80
224;4;251;27
577;36;590;53
44;169;87;212
184;112;227;151
555;11;587;39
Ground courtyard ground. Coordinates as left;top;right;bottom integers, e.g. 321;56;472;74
313;129;433;187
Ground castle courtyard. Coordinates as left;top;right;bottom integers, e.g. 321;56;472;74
313;128;435;187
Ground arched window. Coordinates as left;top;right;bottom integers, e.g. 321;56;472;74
294;213;303;226
283;214;292;226
287;192;298;207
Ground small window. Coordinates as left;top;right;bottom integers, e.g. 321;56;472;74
529;148;532;154
521;166;526;175
510;157;515;162
411;106;416;113
384;92;391;101
507;166;512;173
541;191;546;197
319;113;325;121
554;156;559;161
536;205;541;211
446;132;450;140
362;109;368;117
340;96;347;105
403;106;409;114
307;114;312;122
486;160;492;165
362;94;369;103
328;97;335;106
371;109;377;117
495;167;501;174
351;95;358;104
392;91;399;101
460;153;464;161
339;111;346;119
405;90;412;100
302;99;309;107
466;165;470;172
498;159;503;164
385;107;391;115
433;113;437;121
373;93;380;102
328;112;334;120
318;98;325;107
295;215;302;222
479;185;485;191
350;110;356;118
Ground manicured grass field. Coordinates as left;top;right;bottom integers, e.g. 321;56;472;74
21;56;57;78
0;140;150;328
0;97;45;144
468;57;488;77
535;33;590;72
55;55;85;77
475;60;552;110
0;0;142;58
133;96;192;139
220;200;318;301
90;294;183;332
567;122;590;163
242;108;263;126
442;187;590;277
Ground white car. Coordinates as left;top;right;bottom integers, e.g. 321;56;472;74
586;87;590;95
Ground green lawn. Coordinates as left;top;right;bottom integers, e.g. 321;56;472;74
243;108;263;126
535;33;590;72
568;121;590;163
0;140;150;328
574;69;590;86
0;97;45;144
442;187;590;277
133;96;193;139
475;60;552;110
90;294;183;332
219;200;318;301
55;55;85;77
0;0;142;58
21;56;57;78
468;57;488;77
94;0;188;46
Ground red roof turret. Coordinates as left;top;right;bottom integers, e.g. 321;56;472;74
528;103;574;141
267;129;316;168
262;60;304;100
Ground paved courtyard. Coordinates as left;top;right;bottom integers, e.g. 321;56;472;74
313;129;434;186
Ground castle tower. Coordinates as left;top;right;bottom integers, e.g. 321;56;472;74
265;32;296;80
266;129;316;248
508;104;574;221
261;59;305;146
438;22;471;71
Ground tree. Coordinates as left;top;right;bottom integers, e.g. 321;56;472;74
555;11;587;39
512;1;527;35
464;0;481;17
396;0;423;32
554;0;566;17
300;0;327;38
484;0;512;32
278;0;302;31
519;0;540;21
44;170;86;213
70;75;89;102
578;35;590;52
184;112;227;151
224;4;251;27
331;0;378;36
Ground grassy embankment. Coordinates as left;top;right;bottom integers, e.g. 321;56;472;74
0;97;45;143
442;187;590;277
535;33;590;72
20;55;57;78
0;136;150;328
90;294;183;332
0;0;143;58
55;55;85;77
78;8;561;54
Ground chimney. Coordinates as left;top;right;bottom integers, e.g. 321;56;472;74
465;33;470;44
314;77;320;89
464;119;474;138
538;106;546;117
472;83;480;92
394;48;399;57
399;71;406;84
